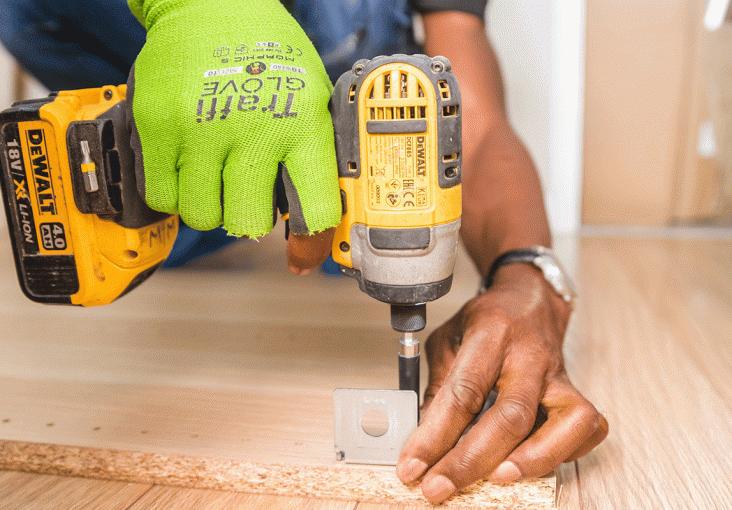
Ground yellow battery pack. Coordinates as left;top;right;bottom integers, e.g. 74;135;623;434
0;86;178;306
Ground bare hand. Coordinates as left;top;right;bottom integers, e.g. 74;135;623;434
396;264;608;504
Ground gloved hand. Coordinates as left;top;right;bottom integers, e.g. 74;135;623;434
127;0;341;271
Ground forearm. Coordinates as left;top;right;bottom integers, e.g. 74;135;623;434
423;12;551;276
461;125;551;277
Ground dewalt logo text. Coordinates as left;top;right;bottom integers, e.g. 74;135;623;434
27;129;57;215
415;136;426;177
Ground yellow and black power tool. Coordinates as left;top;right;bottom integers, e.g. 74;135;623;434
0;86;178;306
331;55;462;397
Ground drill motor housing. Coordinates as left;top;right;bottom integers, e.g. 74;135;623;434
331;55;463;332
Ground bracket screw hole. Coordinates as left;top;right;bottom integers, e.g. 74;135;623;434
361;406;389;437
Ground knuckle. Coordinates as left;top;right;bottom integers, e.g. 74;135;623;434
598;414;610;435
454;448;484;477
461;299;484;321
575;402;600;426
570;402;601;438
464;298;507;324
529;450;561;472
494;398;536;439
449;377;486;416
489;306;512;330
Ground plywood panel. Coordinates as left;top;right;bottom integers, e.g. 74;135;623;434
582;0;693;225
0;230;554;509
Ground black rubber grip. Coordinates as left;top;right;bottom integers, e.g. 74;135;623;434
399;354;420;398
391;304;427;332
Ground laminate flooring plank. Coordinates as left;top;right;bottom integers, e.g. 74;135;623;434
126;486;357;510
607;238;732;401
555;462;580;510
0;470;151;510
562;237;732;509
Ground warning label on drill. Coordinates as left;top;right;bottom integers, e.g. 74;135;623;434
368;135;431;211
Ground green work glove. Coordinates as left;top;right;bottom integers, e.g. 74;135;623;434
127;0;341;238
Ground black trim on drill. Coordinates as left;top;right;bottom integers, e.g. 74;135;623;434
117;263;162;300
366;120;427;134
67;102;168;229
363;276;453;305
0;95;56;125
369;227;431;250
19;255;79;303
391;303;427;332
341;266;453;306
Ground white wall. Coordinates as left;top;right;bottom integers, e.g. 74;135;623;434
488;0;586;234
0;45;14;109
0;46;14;231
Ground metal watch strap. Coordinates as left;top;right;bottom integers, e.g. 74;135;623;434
483;248;542;290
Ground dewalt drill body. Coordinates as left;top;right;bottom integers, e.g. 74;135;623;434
0;86;178;306
0;55;460;402
332;55;462;396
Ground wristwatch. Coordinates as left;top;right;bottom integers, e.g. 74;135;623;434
481;246;578;307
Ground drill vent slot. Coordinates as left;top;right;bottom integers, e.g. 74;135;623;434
368;70;426;100
106;150;122;184
438;80;451;100
442;105;459;117
101;121;116;151
442;152;459;163
347;161;358;173
368;106;427;121
364;69;430;132
348;84;357;103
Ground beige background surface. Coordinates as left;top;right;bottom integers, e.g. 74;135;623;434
583;0;732;226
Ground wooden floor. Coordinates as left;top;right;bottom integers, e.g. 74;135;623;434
0;229;730;509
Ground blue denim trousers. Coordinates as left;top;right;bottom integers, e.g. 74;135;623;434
0;0;419;267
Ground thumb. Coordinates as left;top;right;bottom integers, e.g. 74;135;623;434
282;122;342;275
287;228;335;275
